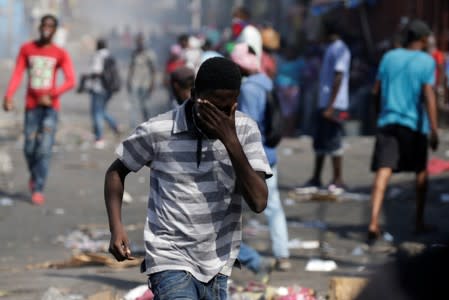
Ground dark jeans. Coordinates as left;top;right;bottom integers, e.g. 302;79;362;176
24;107;58;192
89;91;118;141
149;270;228;300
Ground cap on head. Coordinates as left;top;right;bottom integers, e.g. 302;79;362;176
195;57;241;94
404;19;431;45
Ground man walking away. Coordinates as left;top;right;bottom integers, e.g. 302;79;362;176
3;14;75;205
303;21;351;192
127;33;156;129
368;20;439;244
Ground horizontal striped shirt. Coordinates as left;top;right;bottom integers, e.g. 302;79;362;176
116;100;271;282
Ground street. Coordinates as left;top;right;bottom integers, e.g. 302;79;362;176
0;87;448;299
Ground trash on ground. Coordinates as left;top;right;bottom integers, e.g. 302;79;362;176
289;188;370;203
340;193;370;202
27;252;143;270
382;232;394;242
123;191;134;204
440;193;449;203
427;157;449;176
41;287;83;300
387;187;402;199
229;282;317;300
351;246;366;256
0;151;13;174
0;197;13;206
288;239;320;250
87;290;118;300
305;259;337;272
54;230;109;252
288;220;327;230
283;198;296;206
246;219;269;231
123;285;153;300
329;276;367;300
54;208;65;215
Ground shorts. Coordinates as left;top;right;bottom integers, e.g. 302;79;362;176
313;109;344;155
371;124;428;173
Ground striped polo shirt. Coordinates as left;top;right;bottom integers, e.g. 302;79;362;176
116;100;272;283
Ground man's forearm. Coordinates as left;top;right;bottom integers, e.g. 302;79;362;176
104;162;128;232
327;72;343;109
424;85;438;132
224;137;268;213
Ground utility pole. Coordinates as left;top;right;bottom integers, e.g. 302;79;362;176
191;0;201;32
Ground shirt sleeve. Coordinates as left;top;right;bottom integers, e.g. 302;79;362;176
238;84;263;126
334;48;351;73
115;124;155;172
422;57;436;85
51;49;76;97
240;117;272;178
4;45;27;100
91;52;104;74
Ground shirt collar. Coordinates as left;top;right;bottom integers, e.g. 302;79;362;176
172;99;191;134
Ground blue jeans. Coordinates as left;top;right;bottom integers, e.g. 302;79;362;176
90;91;118;141
129;86;150;129
149;271;228;300
24;107;58;192
265;166;290;259
238;243;262;273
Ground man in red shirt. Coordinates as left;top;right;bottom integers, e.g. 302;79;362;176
3;14;75;205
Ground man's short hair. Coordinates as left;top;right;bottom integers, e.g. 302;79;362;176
233;6;251;20
171;66;195;89
41;14;58;27
97;38;107;50
404;19;431;46
195;57;241;94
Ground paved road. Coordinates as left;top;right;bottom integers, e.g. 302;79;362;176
0;87;448;299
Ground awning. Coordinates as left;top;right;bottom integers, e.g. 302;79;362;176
310;0;377;16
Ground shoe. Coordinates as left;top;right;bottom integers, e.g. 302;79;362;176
255;257;274;284
275;258;292;271
327;183;347;195
94;139;106;149
31;192;45;205
303;178;322;188
366;230;380;246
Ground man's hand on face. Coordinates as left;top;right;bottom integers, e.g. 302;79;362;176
38;95;52;107
195;99;238;142
3;97;14;112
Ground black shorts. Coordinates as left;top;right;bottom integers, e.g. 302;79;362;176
371;124;428;173
313;109;344;155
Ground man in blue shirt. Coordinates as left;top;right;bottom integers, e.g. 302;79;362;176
304;22;351;191
231;43;291;272
368;20;439;244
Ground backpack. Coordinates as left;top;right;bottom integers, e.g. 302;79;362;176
264;88;283;147
101;55;121;94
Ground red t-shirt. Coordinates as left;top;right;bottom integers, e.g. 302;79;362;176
431;49;445;84
4;41;76;111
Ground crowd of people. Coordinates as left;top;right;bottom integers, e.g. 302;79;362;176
1;6;446;299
